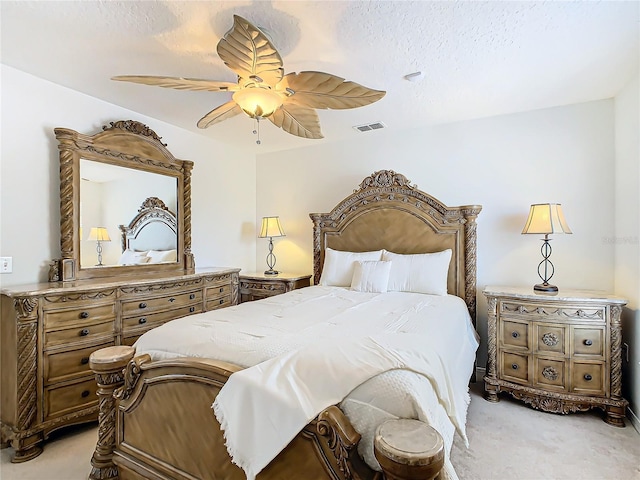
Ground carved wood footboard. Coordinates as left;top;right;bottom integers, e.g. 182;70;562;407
88;346;382;480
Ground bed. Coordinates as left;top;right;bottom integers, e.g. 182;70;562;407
88;169;482;480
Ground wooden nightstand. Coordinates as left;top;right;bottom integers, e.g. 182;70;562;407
483;286;628;427
239;272;312;303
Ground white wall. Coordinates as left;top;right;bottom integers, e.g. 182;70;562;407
256;100;617;366
614;72;640;428
0;65;257;287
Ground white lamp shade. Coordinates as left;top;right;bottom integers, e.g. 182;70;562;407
87;227;111;242
259;217;285;238
522;204;572;235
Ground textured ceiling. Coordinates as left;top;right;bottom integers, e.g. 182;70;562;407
2;1;638;153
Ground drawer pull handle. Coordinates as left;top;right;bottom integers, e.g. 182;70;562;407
80;311;90;319
584;374;593;381
80;357;89;365
511;363;519;370
584;339;593;346
139;317;147;324
219;287;224;293
169;297;176;302
511;331;519;338
219;299;224;305
139;302;147;309
81;390;90;398
80;328;90;336
189;307;195;313
190;294;195;300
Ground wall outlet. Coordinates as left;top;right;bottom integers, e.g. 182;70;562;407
0;257;12;273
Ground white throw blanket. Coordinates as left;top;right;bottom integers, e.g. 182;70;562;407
212;331;467;480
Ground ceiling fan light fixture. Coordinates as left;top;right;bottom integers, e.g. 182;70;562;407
232;87;283;119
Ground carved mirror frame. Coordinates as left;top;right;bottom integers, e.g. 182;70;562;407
50;120;194;282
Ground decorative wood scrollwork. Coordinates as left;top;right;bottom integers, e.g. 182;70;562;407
541;366;559;381
541;332;559;347
103;120;166;145
316;406;361;480
114;355;150;401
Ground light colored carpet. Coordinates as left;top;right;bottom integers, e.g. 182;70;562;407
1;382;639;480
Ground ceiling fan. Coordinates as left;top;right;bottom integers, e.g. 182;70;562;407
113;15;386;143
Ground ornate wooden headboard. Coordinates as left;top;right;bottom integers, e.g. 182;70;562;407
119;197;177;253
310;170;482;322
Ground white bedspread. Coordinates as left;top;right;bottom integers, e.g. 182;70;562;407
134;286;479;480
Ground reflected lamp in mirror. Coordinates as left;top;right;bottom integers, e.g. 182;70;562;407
87;227;111;266
521;203;572;293
258;216;286;276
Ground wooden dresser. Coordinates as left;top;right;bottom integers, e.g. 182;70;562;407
239;272;311;303
0;267;239;462
483;286;628;426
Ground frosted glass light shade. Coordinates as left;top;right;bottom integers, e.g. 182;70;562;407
233;87;283;118
522;204;572;235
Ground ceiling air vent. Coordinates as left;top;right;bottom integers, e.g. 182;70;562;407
353;121;386;133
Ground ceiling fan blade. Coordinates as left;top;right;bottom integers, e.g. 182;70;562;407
112;75;239;92
278;72;385;110
216;15;284;87
197;101;243;129
269;104;323;139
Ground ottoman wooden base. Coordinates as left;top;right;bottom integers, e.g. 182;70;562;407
374;419;444;480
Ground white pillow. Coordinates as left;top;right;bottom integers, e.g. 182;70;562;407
319;248;384;287
382;249;452;295
350;261;392;293
118;249;149;265
146;249;177;264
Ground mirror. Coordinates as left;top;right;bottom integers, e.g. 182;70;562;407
79;160;177;268
50;120;194;282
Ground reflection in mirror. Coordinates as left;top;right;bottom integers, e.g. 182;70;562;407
80;160;177;269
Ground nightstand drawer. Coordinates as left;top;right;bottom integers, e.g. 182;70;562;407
572;327;604;357
534;357;566;391
572;362;605;395
534;324;566;356
500;352;529;384
501;320;529;349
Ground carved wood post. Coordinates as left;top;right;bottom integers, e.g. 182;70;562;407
88;346;135;480
605;304;628;427
484;295;500;402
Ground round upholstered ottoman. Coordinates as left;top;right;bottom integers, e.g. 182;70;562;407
374;419;445;480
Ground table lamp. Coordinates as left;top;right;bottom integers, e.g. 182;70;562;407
521;204;571;292
87;227;111;266
258;216;285;275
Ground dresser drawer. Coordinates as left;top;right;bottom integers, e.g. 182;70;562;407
206;283;232;300
533;324;566;356
500;352;529;384
44;377;99;420
45;320;115;347
44;303;115;329
572;327;605;358
121;290;202;316
122;304;201;331
571;362;605;395
205;294;232;311
45;341;115;385
500;320;529;349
